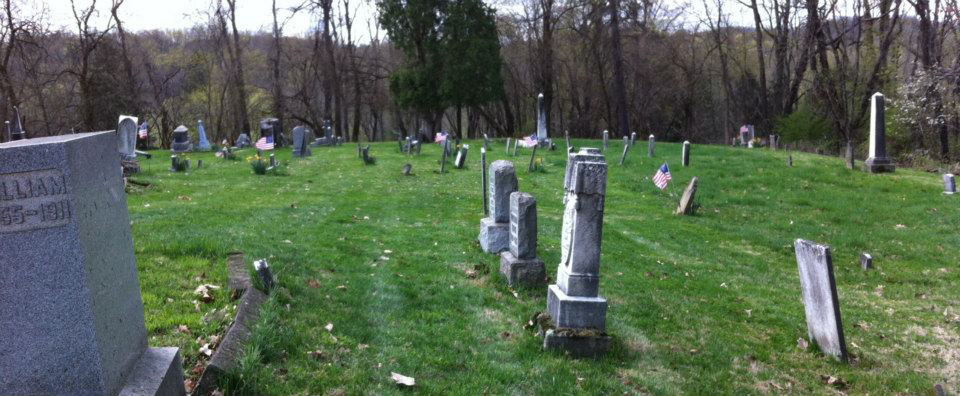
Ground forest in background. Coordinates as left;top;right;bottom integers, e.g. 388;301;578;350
0;0;958;165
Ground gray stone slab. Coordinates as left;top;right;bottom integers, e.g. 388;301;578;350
647;134;655;157
509;192;537;259
0;132;182;395
675;177;698;215
500;251;545;287
860;252;873;270
543;329;611;358
478;216;509;254
488;160;518;223
944;174;956;194
547;284;608;330
794;239;848;361
682;141;690;166
118;347;186;396
194;288;268;396
227;252;251;297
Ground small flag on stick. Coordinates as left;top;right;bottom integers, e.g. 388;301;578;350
255;135;275;150
653;163;672;190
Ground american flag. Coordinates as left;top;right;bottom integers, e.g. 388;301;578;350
138;121;149;139
434;132;448;144
739;125;749;134
255;135;275;150
518;134;538;148
653;163;672;190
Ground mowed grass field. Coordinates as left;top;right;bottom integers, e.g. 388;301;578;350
128;139;959;395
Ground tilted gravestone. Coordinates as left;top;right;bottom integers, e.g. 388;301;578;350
944;174;956;195
682;141;690;167
0;132;185;395
528;144;538;172
794;239;848;361
455;144;469;169
292;126;313;158
500;192;545;287
478;160;518;254
171;124;192;153
675;177;698;215
544;147;610;357
647;134;655;157
865;93;895;173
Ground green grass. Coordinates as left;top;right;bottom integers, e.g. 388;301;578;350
130;140;960;395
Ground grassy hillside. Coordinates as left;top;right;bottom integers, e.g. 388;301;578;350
128;140;959;395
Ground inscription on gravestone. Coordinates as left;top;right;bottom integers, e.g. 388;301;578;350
0;169;72;233
794;239;848;361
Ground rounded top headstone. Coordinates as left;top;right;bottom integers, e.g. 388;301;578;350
538;93;544;99
174;125;188;133
684;140;690;144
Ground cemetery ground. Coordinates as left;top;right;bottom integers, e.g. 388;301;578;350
129;141;958;395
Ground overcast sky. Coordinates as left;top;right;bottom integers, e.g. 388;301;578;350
37;0;757;43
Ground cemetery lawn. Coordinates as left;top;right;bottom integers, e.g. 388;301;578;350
129;141;959;395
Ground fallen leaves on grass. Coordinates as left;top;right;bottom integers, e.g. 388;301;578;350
797;338;809;351
895;224;907;229
176;325;191;334
307;279;322;288
307;350;324;360
390;372;416;387
820;375;847;390
199;343;214;356
336;285;347;290
194;284;221;303
178;195;192;201
325;323;334;332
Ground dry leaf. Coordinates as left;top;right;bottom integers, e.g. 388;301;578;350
337;285;347;290
193;284;221;303
178;195;192;201
307;350;323;359
199;343;214;356
390;372;416;387
176;325;191;334
325;323;334;332
797;337;809;351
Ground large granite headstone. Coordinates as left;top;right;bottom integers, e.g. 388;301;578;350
544;148;610;357
500;192;545;287
865;93;895;173
794;239;848;361
196;120;211;151
478;160;518;253
171;124;192;153
0;132;185;395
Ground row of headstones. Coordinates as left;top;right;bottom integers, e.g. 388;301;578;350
478;148;612;357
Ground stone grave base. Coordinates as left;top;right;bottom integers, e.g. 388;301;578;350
547;284;607;330
121;159;141;176
542;328;611;358
478;217;509;254
864;157;895;173
499;251;546;287
119;347;186;396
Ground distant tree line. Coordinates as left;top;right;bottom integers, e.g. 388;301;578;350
0;0;958;165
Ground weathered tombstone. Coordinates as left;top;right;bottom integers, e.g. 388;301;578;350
794;239;848;361
197;159;203;169
236;133;251;148
682;140;690;167
505;138;512;155
537;93;548;143
361;145;374;165
500;192;545;287
117;115;138;160
269;153;277;167
512;139;519;156
170;155;178;172
647;134;655;157
171;124;192;153
478;160;518;253
455;144;469;169
630;132;637;147
403;163;413;175
619;136;629;166
944;174;956;195
865;93;895;173
602;130;609;152
481;147;488;215
528;144;538;172
544;148;610;357
770;134;779;150
675;177;698;215
292;126;312;158
0;132;186;395
196;120;212;151
860;253;873;269
439;144;448;173
8;106;25;141
483;133;490;151
788;154;793;167
564;130;571;150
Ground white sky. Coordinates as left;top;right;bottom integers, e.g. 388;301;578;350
36;0;757;42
